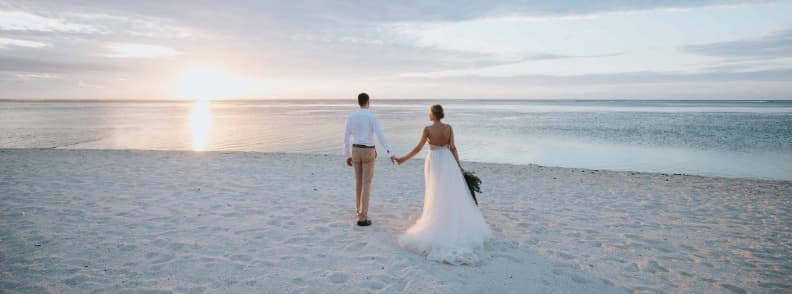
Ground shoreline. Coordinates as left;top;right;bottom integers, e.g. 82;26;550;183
2;98;792;103
5;147;791;183
1;149;789;293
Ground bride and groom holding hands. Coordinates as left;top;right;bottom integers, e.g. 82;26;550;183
343;93;491;265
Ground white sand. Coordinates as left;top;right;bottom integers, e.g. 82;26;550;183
0;149;789;293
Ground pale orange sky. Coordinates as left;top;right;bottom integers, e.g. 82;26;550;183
1;1;791;100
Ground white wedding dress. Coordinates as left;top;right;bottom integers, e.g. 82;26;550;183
398;144;492;265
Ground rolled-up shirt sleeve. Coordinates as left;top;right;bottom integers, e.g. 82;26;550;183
343;118;352;158
372;116;392;155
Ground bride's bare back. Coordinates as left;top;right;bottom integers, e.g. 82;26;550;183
427;123;452;147
395;105;463;171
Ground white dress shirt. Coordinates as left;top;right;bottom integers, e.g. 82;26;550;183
343;108;392;158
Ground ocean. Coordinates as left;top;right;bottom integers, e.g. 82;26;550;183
2;99;791;180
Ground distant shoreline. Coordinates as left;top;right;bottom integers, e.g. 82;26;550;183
2;98;792;103
3;148;790;183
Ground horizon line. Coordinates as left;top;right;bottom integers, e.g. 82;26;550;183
2;98;792;103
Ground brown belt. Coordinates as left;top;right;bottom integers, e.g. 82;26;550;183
352;144;375;149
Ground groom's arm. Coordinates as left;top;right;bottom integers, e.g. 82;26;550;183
343;118;352;164
372;116;392;155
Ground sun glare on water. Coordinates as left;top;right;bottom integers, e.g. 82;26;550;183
189;100;212;151
177;66;256;151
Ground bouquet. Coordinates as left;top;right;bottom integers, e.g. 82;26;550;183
463;170;481;206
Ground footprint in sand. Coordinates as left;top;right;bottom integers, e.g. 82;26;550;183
329;222;345;228
678;244;696;252
328;272;349;284
568;274;589;284
555;251;575;260
362;280;386;290
118;244;137;252
137;289;174;294
345;242;367;251
356;255;383;263
229;254;253;262
151;253;176;264
62;275;90;287
646;260;669;273
624;263;640;272
168;242;189;251
182;286;206;294
491;253;522;263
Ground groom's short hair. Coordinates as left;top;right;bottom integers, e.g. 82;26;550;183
358;93;370;106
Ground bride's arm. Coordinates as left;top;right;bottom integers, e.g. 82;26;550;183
449;126;463;171
397;127;429;164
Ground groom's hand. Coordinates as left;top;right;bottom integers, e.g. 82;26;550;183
346;157;353;166
389;155;398;164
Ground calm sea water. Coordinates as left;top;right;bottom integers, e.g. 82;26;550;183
2;99;791;180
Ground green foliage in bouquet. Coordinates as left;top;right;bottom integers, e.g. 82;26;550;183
463;170;481;206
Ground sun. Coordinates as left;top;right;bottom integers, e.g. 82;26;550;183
176;66;251;100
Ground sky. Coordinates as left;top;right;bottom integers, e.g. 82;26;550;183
0;0;791;100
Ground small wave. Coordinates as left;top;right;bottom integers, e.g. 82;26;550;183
733;100;769;103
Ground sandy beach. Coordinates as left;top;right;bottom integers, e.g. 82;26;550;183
0;149;789;293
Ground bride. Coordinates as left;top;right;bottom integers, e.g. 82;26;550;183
394;104;491;265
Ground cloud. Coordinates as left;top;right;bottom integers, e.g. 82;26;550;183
78;80;104;89
400;67;792;85
682;28;792;58
0;57;128;73
557;68;792;84
395;52;624;78
15;73;58;80
333;1;759;22
0;10;98;33
476;0;760;22
0;37;46;48
234;0;759;23
0;0;785;100
66;12;194;39
2;1;758;32
105;43;182;58
0;8;193;39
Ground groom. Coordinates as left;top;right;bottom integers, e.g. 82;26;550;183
343;93;396;226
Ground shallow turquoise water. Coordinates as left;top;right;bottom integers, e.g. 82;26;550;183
1;99;791;180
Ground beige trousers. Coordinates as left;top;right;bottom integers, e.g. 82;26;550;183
352;147;376;221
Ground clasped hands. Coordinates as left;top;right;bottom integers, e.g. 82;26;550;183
389;155;405;165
